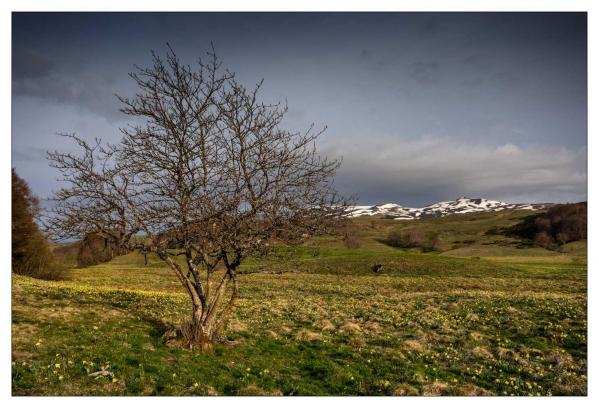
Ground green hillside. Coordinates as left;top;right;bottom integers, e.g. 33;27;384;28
12;210;587;396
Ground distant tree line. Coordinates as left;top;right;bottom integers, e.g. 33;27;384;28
76;232;129;267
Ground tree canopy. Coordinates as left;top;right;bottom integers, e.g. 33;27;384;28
46;47;349;349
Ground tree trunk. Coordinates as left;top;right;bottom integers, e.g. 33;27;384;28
162;256;239;352
186;308;214;351
185;274;238;352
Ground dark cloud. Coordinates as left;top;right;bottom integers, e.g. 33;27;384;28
12;47;53;80
359;48;372;61
410;61;440;85
11;12;587;205
13;72;125;122
463;54;490;68
491;71;520;89
460;77;485;89
326;138;586;207
12;147;48;163
419;18;440;35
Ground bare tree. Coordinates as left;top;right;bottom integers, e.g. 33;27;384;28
46;46;348;350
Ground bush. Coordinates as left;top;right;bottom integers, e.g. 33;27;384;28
507;202;586;249
387;229;442;251
426;233;443;252
339;221;361;249
17;234;66;280
387;230;424;248
12;169;65;280
51;242;80;268
343;231;361;249
533;231;555;249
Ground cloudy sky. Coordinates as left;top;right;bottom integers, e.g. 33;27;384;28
12;12;587;207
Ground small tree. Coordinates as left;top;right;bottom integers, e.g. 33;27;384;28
342;222;361;249
12;168;40;272
46;47;348;350
12;168;63;279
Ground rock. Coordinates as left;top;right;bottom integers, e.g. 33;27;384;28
372;264;383;273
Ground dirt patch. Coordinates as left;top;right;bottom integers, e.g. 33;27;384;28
496;347;514;359
314;319;336;332
12;322;38;340
264;330;279;339
364;321;382;334
392;383;419;396
349;336;366;347
465;313;480;322
227;320;247;333
471;346;494;360
237;384;283;396
468;331;485;341
459;383;493;396
142;343;156;351
403;339;423;352
545;350;574;369
506;306;520;315
296;329;321;341
340;321;362;334
12;350;33;360
422;381;449;396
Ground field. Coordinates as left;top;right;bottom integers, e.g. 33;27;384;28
12;210;587;396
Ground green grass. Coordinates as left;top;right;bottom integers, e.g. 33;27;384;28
345;210;586;258
12;211;587;396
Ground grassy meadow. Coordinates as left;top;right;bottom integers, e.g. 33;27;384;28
12;210;587;396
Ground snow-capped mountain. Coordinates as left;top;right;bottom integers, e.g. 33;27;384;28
346;197;549;220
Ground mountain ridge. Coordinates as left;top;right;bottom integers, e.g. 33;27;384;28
347;196;551;220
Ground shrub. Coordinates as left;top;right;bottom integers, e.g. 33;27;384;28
533;231;555;249
426;232;443;252
507;202;586;249
51;242;79;268
343;232;361;249
387;229;443;252
339;222;361;249
387;230;425;248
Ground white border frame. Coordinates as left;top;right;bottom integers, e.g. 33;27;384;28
1;2;595;408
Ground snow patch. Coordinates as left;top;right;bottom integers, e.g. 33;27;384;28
345;197;548;220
